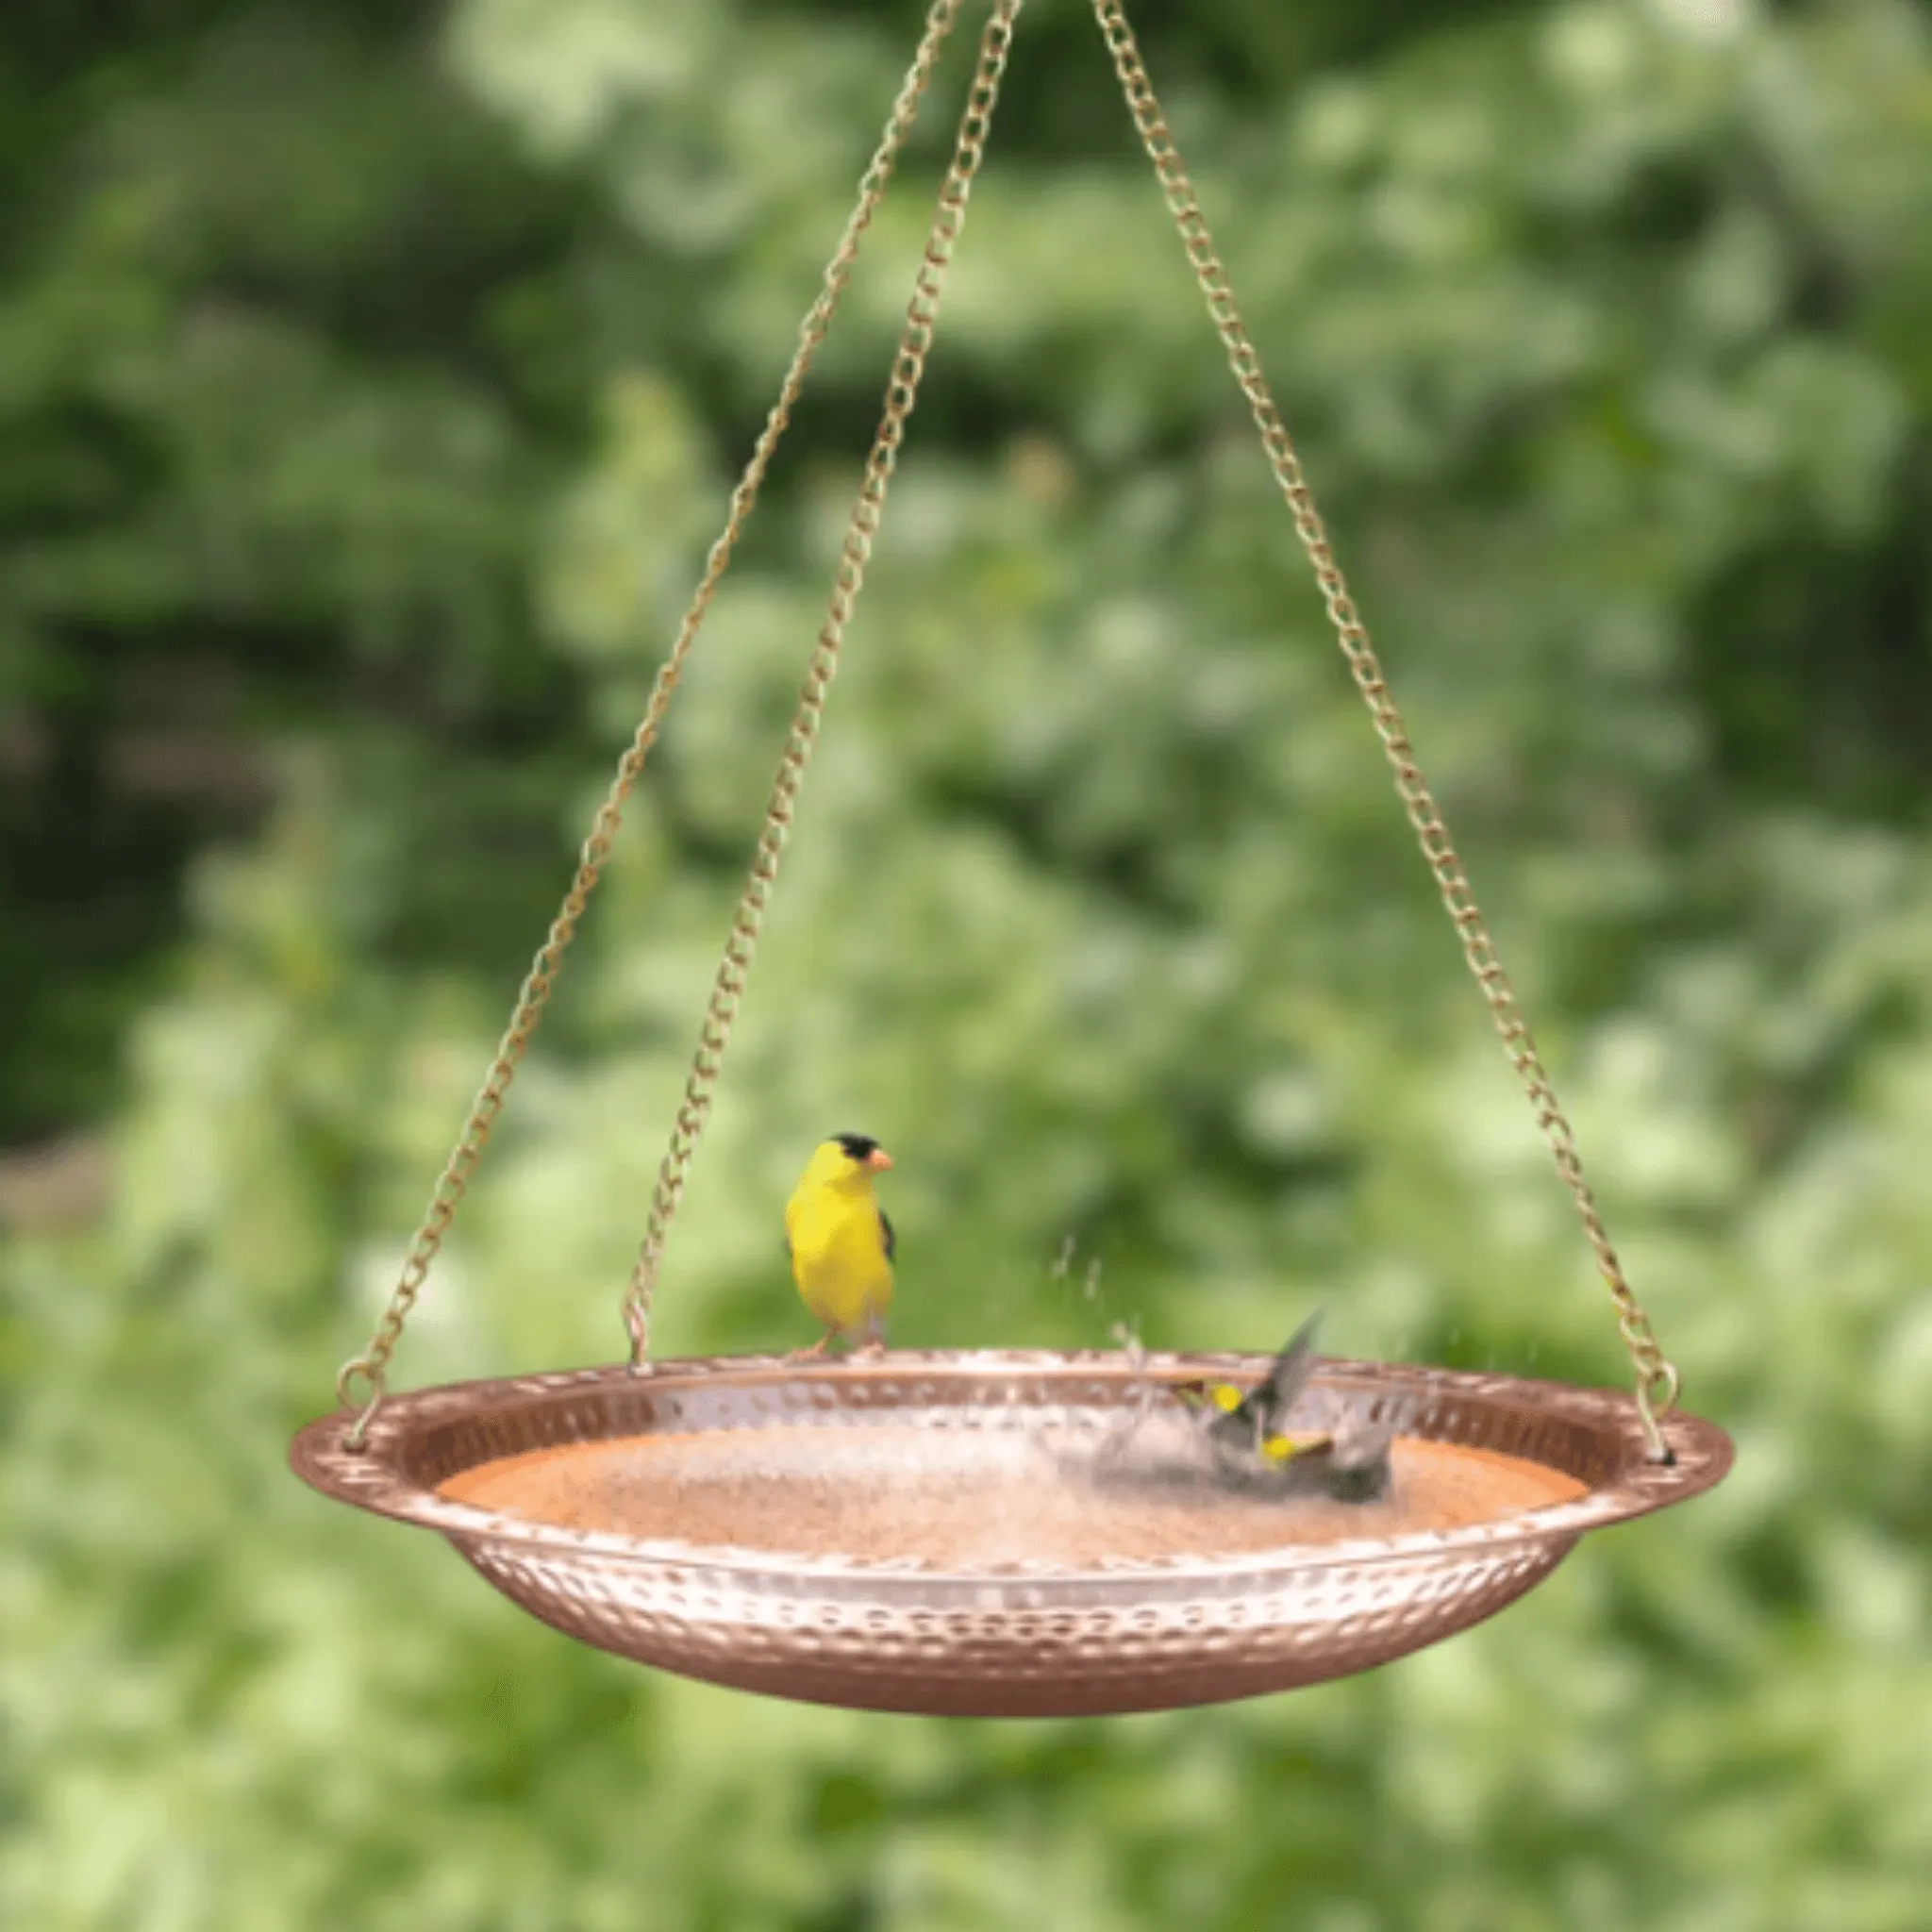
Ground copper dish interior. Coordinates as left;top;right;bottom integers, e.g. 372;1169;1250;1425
290;1350;1732;1718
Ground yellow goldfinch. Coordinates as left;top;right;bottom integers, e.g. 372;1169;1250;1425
784;1132;895;1358
1173;1310;1397;1499
1175;1312;1329;1466
1204;1382;1331;1467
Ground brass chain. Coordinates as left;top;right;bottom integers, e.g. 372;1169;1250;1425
1091;0;1680;1459
619;0;1024;1368
335;0;972;1449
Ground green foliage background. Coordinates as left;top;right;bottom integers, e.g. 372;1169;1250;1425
4;0;1931;1924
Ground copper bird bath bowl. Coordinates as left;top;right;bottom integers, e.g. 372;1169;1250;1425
291;1351;1732;1718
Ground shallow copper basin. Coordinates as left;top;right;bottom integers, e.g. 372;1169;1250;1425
290;1350;1732;1718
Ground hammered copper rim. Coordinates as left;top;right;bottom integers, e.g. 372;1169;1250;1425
289;1350;1733;1580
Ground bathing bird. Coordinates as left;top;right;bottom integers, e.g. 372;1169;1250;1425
1175;1311;1397;1500
1175;1311;1325;1461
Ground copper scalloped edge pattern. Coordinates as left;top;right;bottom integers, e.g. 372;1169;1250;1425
289;1352;1731;1717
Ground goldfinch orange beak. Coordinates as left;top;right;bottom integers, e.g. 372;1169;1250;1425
865;1147;893;1171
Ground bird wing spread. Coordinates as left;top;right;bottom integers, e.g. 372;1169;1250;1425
1211;1310;1322;1445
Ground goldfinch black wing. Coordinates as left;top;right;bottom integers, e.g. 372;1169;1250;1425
878;1207;896;1262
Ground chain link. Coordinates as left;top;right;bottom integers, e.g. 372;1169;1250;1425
334;0;972;1449
620;0;1024;1368
1091;0;1680;1460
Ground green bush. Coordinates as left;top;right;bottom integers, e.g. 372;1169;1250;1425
4;1;1930;1925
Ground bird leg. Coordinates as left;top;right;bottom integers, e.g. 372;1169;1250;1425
854;1316;887;1359
787;1330;838;1363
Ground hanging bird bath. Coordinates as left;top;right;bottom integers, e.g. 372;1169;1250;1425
291;0;1731;1716
293;1352;1728;1718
